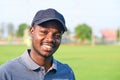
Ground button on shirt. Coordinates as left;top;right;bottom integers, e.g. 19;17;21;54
0;49;75;80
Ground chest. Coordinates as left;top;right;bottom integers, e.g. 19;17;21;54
11;69;72;80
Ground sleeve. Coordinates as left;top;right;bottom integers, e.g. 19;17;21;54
65;64;76;80
71;69;76;80
0;65;11;80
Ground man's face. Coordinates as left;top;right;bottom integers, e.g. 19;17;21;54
30;21;63;58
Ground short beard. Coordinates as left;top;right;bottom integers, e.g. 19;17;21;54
32;41;53;58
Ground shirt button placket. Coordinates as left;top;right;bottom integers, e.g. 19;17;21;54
40;67;45;80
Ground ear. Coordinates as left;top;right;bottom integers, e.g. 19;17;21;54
29;27;34;37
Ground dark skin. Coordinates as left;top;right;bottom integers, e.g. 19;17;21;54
29;20;63;71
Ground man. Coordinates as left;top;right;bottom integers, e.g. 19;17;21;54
0;8;75;80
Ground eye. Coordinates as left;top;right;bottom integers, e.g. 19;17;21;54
55;33;62;39
39;30;48;35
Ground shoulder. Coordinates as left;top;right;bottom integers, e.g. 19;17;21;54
55;60;75;79
56;60;72;71
56;60;75;75
0;60;15;79
0;57;24;80
0;57;22;74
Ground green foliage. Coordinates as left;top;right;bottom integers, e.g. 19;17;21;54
75;24;92;41
0;24;4;38
7;23;14;35
117;28;120;41
16;23;30;37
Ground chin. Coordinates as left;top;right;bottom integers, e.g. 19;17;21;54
39;51;53;58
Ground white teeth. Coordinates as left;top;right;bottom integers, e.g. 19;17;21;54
43;45;52;49
42;43;53;50
45;45;51;48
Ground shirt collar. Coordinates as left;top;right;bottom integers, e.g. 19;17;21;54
20;49;57;71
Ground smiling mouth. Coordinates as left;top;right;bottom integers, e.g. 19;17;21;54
41;43;55;51
43;45;52;50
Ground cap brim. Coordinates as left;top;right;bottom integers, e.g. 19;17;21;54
35;18;67;31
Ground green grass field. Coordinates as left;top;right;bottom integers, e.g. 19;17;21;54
0;44;120;80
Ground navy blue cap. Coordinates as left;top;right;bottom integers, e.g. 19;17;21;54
31;8;67;32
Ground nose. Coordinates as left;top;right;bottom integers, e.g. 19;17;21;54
45;33;54;42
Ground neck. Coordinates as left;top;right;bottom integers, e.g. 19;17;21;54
30;50;53;71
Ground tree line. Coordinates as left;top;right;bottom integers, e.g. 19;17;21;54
0;22;120;44
0;23;29;38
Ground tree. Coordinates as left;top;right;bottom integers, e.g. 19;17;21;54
0;23;5;38
117;27;120;42
7;23;14;35
16;23;29;37
75;23;92;43
7;23;14;43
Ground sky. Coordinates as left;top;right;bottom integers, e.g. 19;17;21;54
0;0;120;37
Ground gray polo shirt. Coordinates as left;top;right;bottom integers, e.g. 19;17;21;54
0;49;75;80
